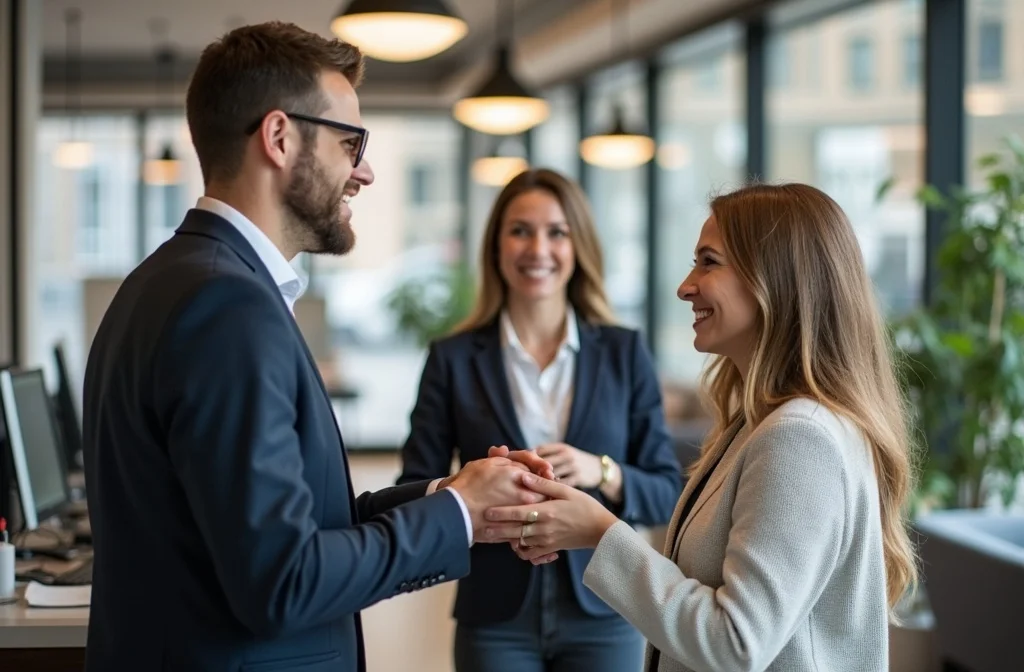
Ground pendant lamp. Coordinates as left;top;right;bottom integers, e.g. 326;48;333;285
330;0;468;62
143;28;182;186
54;8;93;170
452;0;548;135
472;137;529;186
579;0;655;170
579;104;655;170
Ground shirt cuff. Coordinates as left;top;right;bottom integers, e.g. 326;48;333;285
428;479;473;547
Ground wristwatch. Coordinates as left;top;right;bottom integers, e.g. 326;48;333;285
599;455;614;487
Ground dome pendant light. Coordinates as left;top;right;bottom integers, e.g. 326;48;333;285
144;144;182;185
472;137;529;186
54;8;94;170
143;28;182;186
580;0;655;170
453;0;548;135
580;105;655;170
330;0;468;63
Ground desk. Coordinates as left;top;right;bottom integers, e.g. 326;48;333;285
0;585;88;670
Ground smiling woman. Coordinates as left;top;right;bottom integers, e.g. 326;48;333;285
396;168;682;672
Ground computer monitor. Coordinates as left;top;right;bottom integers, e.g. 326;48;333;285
0;368;72;530
52;343;83;470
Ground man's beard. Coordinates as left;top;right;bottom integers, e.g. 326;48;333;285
283;142;354;256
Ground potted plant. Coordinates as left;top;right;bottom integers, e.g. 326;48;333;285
882;134;1024;512
386;262;477;347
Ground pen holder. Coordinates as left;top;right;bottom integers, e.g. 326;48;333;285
0;542;14;598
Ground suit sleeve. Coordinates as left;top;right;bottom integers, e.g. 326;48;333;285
583;418;848;672
354;481;433;520
611;331;683;526
396;342;457;484
152;275;470;638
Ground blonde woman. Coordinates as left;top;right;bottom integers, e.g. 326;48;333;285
397;168;682;672
484;183;918;672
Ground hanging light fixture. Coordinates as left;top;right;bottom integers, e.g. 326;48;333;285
472;137;529;186
452;0;548;135
579;0;655;170
580;105;655;169
143;24;182;186
54;8;93;170
330;0;468;63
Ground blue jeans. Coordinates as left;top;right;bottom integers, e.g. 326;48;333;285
453;559;644;672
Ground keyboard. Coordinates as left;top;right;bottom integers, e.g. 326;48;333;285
17;557;93;586
51;557;93;585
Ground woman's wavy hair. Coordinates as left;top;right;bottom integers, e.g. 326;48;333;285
693;182;918;612
453;168;616;332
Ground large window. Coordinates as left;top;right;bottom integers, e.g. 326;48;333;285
584;62;649;330
767;1;926;317
655;24;746;384
530;86;580;179
309;113;462;447
31;115;140;384
966;0;1021;187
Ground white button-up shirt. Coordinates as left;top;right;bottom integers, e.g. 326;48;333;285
194;197;307;313
500;306;580;450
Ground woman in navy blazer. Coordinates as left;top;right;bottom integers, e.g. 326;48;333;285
398;169;682;672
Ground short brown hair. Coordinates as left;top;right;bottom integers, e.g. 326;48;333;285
454;168;616;333
186;21;364;184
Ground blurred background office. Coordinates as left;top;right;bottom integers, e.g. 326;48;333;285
1;0;1023;671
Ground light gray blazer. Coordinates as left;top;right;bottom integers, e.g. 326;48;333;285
583;398;889;672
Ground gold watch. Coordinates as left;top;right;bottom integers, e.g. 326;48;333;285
599;455;614;487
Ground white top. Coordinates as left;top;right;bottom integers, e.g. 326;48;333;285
194;197;307;313
583;398;889;672
499;305;580;449
194;197;472;545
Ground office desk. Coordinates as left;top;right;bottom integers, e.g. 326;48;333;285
0;585;88;670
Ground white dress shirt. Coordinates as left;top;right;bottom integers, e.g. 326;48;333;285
500;306;580;449
193;197;473;544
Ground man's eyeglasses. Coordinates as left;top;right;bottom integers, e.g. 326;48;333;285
246;112;369;168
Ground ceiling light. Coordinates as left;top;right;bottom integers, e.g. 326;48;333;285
453;48;549;135
472;137;528;186
330;0;468;63
472;156;529;187
580;106;655;170
144;145;182;185
54;141;94;170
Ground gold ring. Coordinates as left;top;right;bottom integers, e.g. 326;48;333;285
527;510;539;523
519;524;531;549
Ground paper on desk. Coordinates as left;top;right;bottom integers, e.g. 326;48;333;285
23;581;91;608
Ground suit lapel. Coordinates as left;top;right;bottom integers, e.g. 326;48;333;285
563;322;603;447
178;209;359;519
471;325;528;450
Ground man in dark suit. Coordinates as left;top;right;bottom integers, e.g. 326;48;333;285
82;22;551;672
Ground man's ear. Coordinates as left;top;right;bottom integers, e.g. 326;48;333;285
257;110;291;170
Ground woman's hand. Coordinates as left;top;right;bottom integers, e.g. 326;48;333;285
535;442;603;488
483;473;620;564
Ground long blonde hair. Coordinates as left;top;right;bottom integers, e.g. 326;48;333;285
454;168;616;332
693;183;918;611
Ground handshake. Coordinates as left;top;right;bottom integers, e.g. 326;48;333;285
435;446;555;546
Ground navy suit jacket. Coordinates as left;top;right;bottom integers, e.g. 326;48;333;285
82;209;470;672
397;319;682;625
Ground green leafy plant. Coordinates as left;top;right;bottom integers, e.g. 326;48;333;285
386;262;477;347
882;135;1024;510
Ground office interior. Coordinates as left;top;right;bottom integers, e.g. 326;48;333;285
0;0;1022;670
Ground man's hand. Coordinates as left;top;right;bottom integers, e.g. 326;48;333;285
488;445;555;480
444;456;549;543
435;445;554;492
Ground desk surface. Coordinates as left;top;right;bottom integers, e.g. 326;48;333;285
0;586;88;648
